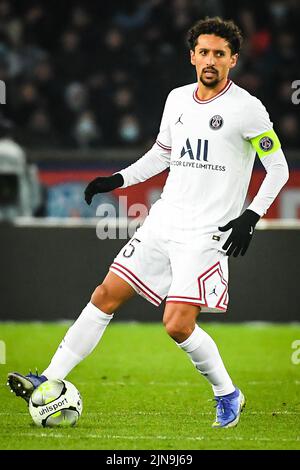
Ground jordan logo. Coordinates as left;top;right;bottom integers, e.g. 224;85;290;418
175;113;183;125
209;285;218;296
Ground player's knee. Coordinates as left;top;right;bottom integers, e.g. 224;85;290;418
90;284;116;314
163;316;194;343
163;304;197;342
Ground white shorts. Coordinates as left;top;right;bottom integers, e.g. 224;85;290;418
110;225;229;313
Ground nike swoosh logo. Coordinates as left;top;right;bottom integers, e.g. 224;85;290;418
249;226;254;235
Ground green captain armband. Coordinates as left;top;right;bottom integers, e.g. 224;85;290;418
250;129;281;159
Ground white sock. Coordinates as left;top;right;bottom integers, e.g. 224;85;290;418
177;324;235;396
42;302;113;380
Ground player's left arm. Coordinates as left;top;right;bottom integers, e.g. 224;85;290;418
219;99;289;257
246;130;289;216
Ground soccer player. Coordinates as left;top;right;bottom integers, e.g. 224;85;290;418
8;17;289;428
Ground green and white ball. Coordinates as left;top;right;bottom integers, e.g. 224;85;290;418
29;379;83;427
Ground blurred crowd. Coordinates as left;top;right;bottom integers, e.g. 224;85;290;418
0;0;300;150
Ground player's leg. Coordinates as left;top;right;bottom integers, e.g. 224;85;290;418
7;272;135;401
42;271;136;379
164;231;247;428
8;225;171;402
163;302;235;394
163;302;245;427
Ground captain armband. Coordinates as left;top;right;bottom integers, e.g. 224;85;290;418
250;129;281;159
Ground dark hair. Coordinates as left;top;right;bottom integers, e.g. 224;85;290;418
187;17;243;55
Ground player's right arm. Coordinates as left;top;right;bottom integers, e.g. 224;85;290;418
84;92;173;205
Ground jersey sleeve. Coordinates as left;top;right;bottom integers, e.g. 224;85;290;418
155;91;173;151
117;142;171;188
241;95;281;160
247;148;289;216
241;95;289;216
241;96;274;141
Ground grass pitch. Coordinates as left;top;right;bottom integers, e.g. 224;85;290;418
0;322;299;450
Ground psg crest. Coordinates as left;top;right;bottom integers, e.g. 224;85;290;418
209;115;223;130
259;136;273;151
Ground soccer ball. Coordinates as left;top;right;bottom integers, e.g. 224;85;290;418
29;379;83;427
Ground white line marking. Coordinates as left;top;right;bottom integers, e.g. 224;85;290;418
2;410;298;418
91;410;300;416
4;433;299;443
77;380;300;387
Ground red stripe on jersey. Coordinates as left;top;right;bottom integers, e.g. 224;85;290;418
166;298;226;311
111;262;163;303
110;265;161;306
193;79;232;104
167;296;207;306
167;261;228;311
166;300;205;308
156;140;171;151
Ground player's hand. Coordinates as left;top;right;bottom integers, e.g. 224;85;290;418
84;173;124;205
218;209;260;257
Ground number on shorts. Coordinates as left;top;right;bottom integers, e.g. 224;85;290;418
123;238;141;258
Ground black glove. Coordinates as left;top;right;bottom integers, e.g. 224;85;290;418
84;173;124;205
218;209;260;257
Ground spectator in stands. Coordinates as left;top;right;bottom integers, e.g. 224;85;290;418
0;0;299;149
73;110;101;149
56;30;88;83
117;114;142;146
25;108;60;148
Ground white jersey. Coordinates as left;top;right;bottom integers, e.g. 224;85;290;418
119;79;289;243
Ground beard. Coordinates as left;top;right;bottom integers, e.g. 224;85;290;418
199;70;219;88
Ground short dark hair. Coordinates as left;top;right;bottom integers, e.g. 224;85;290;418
187;16;243;55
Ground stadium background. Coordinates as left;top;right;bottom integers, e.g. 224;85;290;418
0;0;299;322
